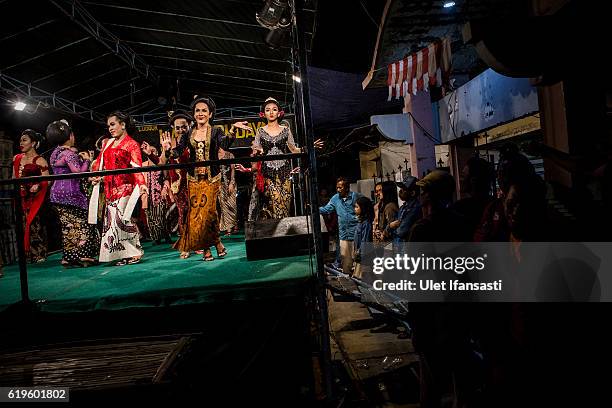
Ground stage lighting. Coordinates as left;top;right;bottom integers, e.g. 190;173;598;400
256;0;291;29
14;101;26;111
443;2;456;8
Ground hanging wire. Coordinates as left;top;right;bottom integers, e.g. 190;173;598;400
359;0;380;28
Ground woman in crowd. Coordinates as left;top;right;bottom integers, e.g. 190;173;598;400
160;110;192;236
12;129;49;263
374;180;399;244
353;196;374;280
47;120;100;267
90;111;147;266
251;97;302;220
170;95;248;260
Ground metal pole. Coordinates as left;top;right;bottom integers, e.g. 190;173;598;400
12;184;31;305
292;0;333;400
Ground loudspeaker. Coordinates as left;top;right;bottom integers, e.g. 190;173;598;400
245;215;328;261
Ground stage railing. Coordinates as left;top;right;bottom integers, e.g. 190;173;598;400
0;151;327;307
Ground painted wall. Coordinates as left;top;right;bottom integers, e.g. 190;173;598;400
370;113;413;143
438;69;539;143
410;92;438;178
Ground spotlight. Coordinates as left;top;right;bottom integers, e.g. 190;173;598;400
256;0;291;29
292;75;301;83
443;2;456;8
14;101;26;111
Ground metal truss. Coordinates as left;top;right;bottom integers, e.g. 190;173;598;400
48;0;159;85
131;105;268;125
0;72;104;121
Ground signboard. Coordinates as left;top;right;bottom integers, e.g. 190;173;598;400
473;114;541;147
135;124;166;147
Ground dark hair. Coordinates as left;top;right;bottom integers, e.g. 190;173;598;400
21;129;42;142
190;95;216;118
20;129;44;150
336;177;350;187
381;180;398;207
355;196;374;222
169;109;193;126
260;97;281;113
497;143;537;194
465;156;495;194
46;120;72;146
107;111;135;135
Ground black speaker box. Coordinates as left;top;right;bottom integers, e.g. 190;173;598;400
245;215;328;261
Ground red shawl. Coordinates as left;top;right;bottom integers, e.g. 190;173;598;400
13;154;48;252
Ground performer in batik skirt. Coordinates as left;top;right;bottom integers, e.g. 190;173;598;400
89;111;147;266
47;120;100;267
251;97;302;220
171;95;249;260
12;129;49;263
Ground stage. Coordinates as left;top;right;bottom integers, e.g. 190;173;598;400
0;234;314;313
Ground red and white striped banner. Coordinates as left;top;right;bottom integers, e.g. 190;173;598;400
387;37;452;101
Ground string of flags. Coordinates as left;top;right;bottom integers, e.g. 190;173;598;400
387;37;452;100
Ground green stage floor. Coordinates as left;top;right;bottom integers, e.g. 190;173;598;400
0;234;313;313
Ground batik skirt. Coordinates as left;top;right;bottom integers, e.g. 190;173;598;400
262;174;292;220
219;177;237;232
99;196;143;262
24;212;47;263
145;201;170;242
54;204;100;263
174;177;221;252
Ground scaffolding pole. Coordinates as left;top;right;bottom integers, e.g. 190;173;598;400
291;0;333;401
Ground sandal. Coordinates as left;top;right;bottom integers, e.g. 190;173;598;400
215;245;227;258
127;257;141;265
79;258;97;267
180;252;190;259
203;250;214;261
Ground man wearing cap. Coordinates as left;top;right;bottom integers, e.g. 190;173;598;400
387;174;421;245
409;170;471;242
319;177;362;275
